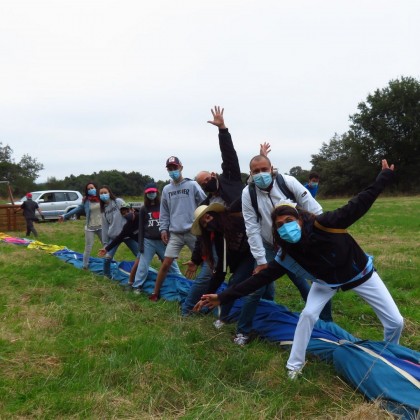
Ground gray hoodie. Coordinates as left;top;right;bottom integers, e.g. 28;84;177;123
159;178;206;233
101;198;126;246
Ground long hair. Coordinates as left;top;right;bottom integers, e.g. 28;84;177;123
99;185;117;212
200;211;246;269
144;189;161;208
271;206;316;260
83;181;99;202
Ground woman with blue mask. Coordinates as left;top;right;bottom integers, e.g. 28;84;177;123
130;182;182;293
59;182;103;270
99;185;139;278
197;160;403;380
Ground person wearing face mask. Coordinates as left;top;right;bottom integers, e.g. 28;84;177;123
197;159;404;380
149;157;206;301
182;106;250;315
130;182;182;293
190;202;255;343
99;185;139;278
236;154;332;345
304;172;320;198
59;182;103;270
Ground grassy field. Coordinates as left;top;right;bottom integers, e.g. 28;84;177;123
0;196;419;418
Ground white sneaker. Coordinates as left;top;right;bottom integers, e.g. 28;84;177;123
133;288;142;295
287;369;302;381
213;319;225;330
233;333;249;346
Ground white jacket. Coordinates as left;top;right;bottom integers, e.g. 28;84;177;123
242;174;322;265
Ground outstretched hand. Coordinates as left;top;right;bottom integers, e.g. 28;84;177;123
193;294;221;311
381;159;394;171
207;106;226;129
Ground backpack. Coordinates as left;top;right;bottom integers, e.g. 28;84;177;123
248;173;296;222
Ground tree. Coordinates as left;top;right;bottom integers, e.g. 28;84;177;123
0;143;44;195
310;77;420;195
349;76;420;192
287;166;309;184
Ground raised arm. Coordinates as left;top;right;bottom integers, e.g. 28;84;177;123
208;106;242;182
317;160;395;229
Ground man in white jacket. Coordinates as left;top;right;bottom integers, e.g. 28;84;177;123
233;154;330;345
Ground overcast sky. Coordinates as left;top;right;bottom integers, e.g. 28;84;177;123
1;0;419;185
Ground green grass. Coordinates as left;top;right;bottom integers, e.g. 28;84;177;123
0;196;419;418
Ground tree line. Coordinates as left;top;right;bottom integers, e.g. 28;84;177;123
1;76;419;198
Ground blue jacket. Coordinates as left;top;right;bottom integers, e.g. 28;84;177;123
63;199;93;225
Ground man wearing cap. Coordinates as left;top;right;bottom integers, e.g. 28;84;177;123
17;193;45;237
149;157;206;301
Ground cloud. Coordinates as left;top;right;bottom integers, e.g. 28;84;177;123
0;0;419;184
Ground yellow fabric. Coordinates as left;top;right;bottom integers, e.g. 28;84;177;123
27;241;67;253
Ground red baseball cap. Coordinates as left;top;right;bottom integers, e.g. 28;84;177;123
26;193;32;199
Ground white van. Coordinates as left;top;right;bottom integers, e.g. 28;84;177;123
14;190;83;220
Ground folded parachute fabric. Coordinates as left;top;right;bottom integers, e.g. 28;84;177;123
2;232;420;417
27;240;67;253
0;233;32;245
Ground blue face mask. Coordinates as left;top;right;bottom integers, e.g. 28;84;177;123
87;189;96;196
168;170;181;181
147;192;157;200
100;193;110;202
253;172;273;189
277;221;302;243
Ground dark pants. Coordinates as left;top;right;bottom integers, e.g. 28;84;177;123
25;218;38;237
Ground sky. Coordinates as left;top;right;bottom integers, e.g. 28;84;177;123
1;0;419;185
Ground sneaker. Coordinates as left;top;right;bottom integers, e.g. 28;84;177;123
213;319;225;330
287;369;302;381
233;333;249;346
133;288;142;295
148;293;159;302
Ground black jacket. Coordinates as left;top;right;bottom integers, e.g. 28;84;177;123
105;211;139;252
203;212;253;293
218;169;394;304
201;128;244;207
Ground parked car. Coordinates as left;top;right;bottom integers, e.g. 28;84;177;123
13;190;83;220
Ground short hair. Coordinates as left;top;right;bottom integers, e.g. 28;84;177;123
249;155;271;169
309;172;319;180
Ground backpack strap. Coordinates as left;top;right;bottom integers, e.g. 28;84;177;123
248;182;262;222
314;220;348;234
275;173;296;203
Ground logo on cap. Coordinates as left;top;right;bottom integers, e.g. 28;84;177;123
166;156;181;167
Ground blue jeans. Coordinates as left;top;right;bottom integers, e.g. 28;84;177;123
181;261;213;315
133;238;181;289
107;238;139;258
104;238;139;278
219;254;255;322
